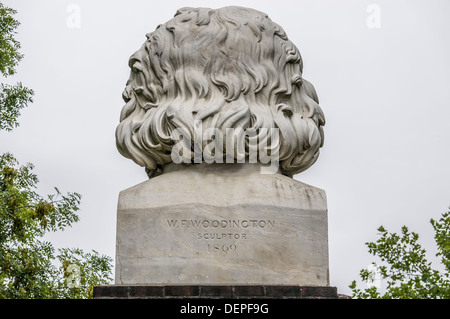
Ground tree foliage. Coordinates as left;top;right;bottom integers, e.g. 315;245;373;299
0;2;113;298
0;2;33;131
0;153;113;298
0;2;23;76
350;210;450;299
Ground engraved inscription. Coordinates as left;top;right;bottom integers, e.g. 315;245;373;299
166;218;275;253
166;219;275;228
207;244;237;253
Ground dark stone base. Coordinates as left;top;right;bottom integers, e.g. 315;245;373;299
93;285;342;299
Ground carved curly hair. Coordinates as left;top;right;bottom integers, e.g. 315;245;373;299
116;6;325;178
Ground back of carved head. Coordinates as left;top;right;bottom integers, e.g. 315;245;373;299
116;6;325;178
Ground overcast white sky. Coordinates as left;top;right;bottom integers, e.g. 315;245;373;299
1;0;450;296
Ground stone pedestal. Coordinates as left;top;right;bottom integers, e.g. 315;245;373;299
115;163;329;286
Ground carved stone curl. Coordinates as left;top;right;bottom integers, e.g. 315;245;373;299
116;6;325;178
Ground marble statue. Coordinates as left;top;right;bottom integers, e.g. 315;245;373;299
113;6;329;287
116;6;325;178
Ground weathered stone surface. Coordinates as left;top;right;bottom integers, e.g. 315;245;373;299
115;163;329;286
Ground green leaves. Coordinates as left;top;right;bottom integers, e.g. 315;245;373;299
0;3;34;131
0;3;23;77
0;240;57;298
350;209;450;299
431;211;450;273
0;83;34;131
32;188;82;232
0;153;113;299
57;248;113;299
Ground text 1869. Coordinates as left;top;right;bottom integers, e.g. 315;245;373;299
207;244;237;253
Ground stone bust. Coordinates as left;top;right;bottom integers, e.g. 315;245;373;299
116;6;325;178
113;7;330;288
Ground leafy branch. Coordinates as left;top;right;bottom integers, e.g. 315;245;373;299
350;210;450;299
